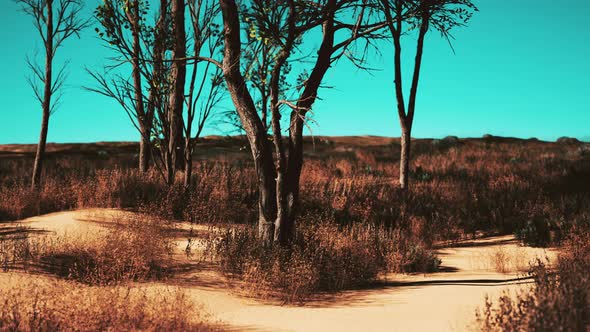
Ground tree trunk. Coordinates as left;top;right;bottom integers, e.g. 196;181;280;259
394;13;428;191
399;123;411;190
126;1;149;173
138;125;151;173
32;108;50;190
283;2;337;239
168;0;187;178
32;0;53;190
219;0;277;245
165;151;175;185
183;137;192;188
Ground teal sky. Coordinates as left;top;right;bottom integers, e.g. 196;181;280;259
0;0;589;144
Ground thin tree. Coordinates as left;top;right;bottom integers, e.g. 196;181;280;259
91;0;157;173
379;0;476;189
182;0;224;188
17;0;89;189
90;0;223;187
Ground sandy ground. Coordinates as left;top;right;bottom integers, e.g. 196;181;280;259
1;209;558;332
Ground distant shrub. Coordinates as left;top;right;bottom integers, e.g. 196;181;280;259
515;217;552;247
442;135;460;144
556;136;581;145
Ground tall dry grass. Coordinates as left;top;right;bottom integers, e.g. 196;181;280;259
1;140;588;248
205;221;439;303
0;215;174;285
1;139;589;304
0;277;214;331
476;230;590;331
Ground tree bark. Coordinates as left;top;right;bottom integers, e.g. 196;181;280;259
183;138;192;188
31;0;53;190
390;5;429;191
168;0;187;182
126;1;150;173
32;107;50;189
220;0;277;245
399;123;411;190
268;2;296;246
139;123;151;173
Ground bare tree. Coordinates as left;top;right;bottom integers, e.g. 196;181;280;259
17;0;89;189
90;0;223;186
379;0;476;189
216;0;385;245
182;0;224;188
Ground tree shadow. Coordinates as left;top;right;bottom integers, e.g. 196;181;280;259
300;275;534;309
0;226;50;237
160;260;231;290
434;236;517;249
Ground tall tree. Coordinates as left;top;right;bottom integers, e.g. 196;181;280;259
167;0;187;183
379;0;476;189
91;0;159;174
17;0;89;189
216;0;385;245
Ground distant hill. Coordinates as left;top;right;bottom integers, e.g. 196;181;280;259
0;135;581;162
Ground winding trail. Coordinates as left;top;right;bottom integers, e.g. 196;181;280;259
1;209;558;332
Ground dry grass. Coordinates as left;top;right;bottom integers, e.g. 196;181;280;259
1;215;174;285
1;140;588;247
205;221;439;303
476;231;590;331
470;245;531;274
0;276;215;331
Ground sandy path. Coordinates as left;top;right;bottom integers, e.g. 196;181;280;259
1;209;558;332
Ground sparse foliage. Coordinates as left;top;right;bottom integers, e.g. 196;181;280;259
17;0;90;189
378;0;477;189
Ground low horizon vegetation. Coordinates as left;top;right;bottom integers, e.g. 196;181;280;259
2;138;588;243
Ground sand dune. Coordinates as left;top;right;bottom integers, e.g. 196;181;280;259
1;209;558;332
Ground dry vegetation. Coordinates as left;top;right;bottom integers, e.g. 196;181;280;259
1;136;589;317
476;230;590;331
0;276;214;331
205;222;439;302
2;137;588;243
1;215;173;284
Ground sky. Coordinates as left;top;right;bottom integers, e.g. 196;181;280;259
0;0;589;144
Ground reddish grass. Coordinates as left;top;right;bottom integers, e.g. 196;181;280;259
1;139;588;241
